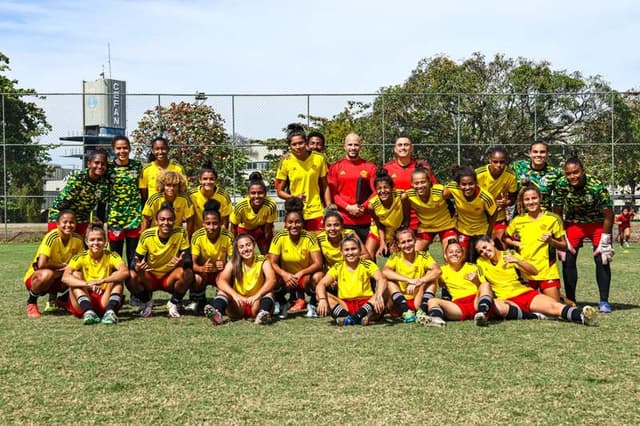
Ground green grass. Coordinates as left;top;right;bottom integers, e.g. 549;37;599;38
1;243;639;425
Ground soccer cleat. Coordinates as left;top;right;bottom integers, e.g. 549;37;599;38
289;298;307;313
26;303;42;318
130;294;144;310
83;310;100;325
624;241;630;248
305;304;318;318
423;316;446;327
598;301;612;314
167;301;181;318
581;305;599;326
204;304;223;326
277;302;290;319
255;310;272;325
43;300;59;313
402;310;416;323
183;300;199;314
101;310;119;325
336;316;356;326
415;309;428;322
474;311;489;327
141;300;153;318
533;312;549;320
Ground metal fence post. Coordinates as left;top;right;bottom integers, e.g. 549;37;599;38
456;94;461;164
306;95;310;128
610;91;615;189
2;94;6;240
381;94;385;164
232;94;236;197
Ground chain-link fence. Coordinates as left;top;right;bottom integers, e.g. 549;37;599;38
2;91;639;238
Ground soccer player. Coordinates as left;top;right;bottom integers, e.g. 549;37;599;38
326;132;377;242
422;238;494;327
365;169;410;258
189;162;233;231
443;166;497;261
267;198;323;316
511;140;561;210
139;136;186;202
382;227;441;324
474;236;598;326
189;200;234;314
553;157;615;313
475;146;518;248
229;172;277;254
107;135;143;265
315;235;387;326
615;206;635;248
62;224;128;325
404;167;457;251
141;171;194;235
275;123;331;232
204;234;277;325
504;185;567;302
47;148;110;236
128;202;193;318
24;210;84;317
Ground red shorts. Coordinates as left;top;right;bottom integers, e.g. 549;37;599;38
366;231;380;243
144;271;172;292
344;298;369;315
493;220;507;231
48;222;89;236
526;279;561;291
507;289;538;314
617;225;630;234
237;226;267;249
416;229;457;244
67;291;107;318
24;273;65;293
108;227;141;241
243;303;255;319
198;271;218;287
457;233;475;251
304;217;323;232
564;222;604;249
453;294;478;321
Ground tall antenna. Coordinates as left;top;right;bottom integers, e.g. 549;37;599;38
107;43;112;79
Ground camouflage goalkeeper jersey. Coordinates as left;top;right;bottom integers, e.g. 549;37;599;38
48;169;110;223
553;174;612;223
107;159;143;230
511;160;561;210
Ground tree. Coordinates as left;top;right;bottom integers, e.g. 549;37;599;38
130;101;248;193
0;52;52;222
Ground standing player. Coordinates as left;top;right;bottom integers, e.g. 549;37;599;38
307;131;326;153
615;206;635;248
553;157;615;313
141;171;194;235
189;162;233;231
139;136;186;202
512;140;561;210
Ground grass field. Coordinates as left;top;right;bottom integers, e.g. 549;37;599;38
1;242;639;425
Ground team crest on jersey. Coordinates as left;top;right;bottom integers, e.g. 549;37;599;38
585;193;593;203
540;177;547;186
361;170;369;178
95;189;103;198
339;170;347;176
300;249;308;257
130;170;138;179
390;173;397;179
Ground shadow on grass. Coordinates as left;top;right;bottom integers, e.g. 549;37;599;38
578;301;640;312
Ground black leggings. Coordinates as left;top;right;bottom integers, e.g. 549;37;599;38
562;248;611;302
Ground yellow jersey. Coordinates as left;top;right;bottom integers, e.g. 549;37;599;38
268;229;320;273
142;192;194;228
275;151;328;220
476;251;531;300
446;184;497;236
327;259;378;300
316;229;353;267
190;228;234;265
135;227;191;277
439;263;483;301
23;229;84;282
475;165;517;222
368;190;404;242
230;196;278;230
188;186;233;230
139;160;186;198
67;250;125;289
234;255;267;297
405;184;455;232
506;211;564;281
385;251;437;300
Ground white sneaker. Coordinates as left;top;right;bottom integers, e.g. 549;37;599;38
255;310;271;325
277;302;289;319
474;311;489;327
624;241;630;248
141;300;153;318
534;312;549;320
424;316;446;327
167;301;181;318
305;304;318;318
183;300;199;313
581;305;599;326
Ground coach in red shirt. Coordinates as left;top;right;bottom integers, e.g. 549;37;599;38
327;133;377;242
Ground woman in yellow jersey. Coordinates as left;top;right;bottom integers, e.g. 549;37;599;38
229;172;277;254
128;202;193;319
268;198;323;317
443;166;497;262
404;167;457;251
504;185;567;302
62;224;128;325
189;161;233;231
24;210;84;318
365;169;410;258
141;171;194;235
422;238;494;327
316;235;387;326
274;123;331;232
475;147;518;249
139;136;187;202
189;200;234;314
204;234;276;325
474;236;598;326
382;227;441;324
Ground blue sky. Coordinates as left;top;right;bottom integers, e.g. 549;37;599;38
1;0;639;166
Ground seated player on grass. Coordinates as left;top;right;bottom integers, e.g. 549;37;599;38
128;202;193;319
62;223;128;325
315;235;387;326
382;226;441;324
204;234;276;326
474;236;598;326
24;210;84;318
